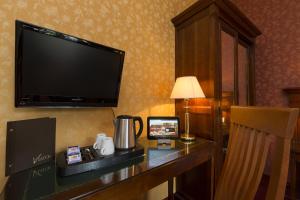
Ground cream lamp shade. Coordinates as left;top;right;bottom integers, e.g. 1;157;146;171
170;76;205;99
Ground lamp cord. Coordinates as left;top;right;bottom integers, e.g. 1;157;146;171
111;108;116;119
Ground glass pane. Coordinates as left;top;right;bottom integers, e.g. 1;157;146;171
221;31;235;136
238;44;249;106
221;31;235;94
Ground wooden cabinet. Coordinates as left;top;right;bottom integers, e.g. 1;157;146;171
171;0;261;189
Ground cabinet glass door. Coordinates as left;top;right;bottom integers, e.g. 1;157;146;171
221;30;235;135
221;31;235;98
238;43;250;106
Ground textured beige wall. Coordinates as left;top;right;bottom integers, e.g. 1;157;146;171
0;0;196;192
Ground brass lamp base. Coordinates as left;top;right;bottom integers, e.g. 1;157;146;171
180;133;196;141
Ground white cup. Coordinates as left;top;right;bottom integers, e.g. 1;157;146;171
100;137;115;156
93;133;107;150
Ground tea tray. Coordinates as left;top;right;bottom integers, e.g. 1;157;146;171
56;145;144;176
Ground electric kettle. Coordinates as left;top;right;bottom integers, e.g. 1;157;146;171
113;115;143;149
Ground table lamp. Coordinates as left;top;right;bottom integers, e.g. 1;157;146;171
170;76;205;141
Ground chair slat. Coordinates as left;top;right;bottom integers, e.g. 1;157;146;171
244;133;271;200
214;124;238;200
220;126;239;195
223;125;245;194
228;125;251;197
234;128;256;200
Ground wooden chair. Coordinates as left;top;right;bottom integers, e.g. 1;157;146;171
215;106;299;200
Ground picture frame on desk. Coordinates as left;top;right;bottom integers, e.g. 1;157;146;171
147;116;180;140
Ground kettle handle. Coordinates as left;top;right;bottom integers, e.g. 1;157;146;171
133;117;143;138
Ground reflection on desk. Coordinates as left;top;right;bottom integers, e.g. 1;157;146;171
3;162;55;200
148;148;179;168
1;138;214;200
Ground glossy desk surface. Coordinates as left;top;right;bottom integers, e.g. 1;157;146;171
1;138;215;200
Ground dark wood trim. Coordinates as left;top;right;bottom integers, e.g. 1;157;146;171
209;4;219;99
168;178;174;200
172;0;261;38
220;19;237;36
208;4;224;184
175;8;210;32
215;0;261;37
248;43;256;105
210;155;215;200
238;39;252;105
283;87;300;95
234;29;239;105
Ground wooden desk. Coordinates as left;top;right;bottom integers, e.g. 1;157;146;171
2;138;215;200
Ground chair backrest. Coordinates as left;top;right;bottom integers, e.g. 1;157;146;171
214;106;299;200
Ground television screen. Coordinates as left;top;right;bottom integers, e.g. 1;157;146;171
15;20;125;107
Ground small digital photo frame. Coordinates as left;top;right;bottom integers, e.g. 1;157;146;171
147;116;180;140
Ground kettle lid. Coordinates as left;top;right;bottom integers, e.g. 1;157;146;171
117;115;133;119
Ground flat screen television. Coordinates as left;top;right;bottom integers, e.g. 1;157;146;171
15;20;125;107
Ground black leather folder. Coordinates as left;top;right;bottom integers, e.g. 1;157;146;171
6;117;56;176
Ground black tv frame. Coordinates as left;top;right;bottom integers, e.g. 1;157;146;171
15;20;125;108
147;116;180;140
